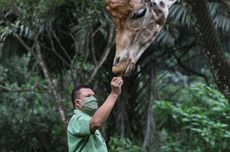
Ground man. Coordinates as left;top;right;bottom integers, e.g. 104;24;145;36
67;76;123;152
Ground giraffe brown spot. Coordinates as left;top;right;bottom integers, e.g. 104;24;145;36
142;30;151;37
155;15;165;25
153;31;158;37
147;23;155;31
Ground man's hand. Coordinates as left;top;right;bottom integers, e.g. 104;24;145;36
111;76;123;95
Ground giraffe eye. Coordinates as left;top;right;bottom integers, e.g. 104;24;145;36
132;8;146;19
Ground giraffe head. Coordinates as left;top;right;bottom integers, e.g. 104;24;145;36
106;0;176;76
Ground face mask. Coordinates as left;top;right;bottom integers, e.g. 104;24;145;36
81;96;98;116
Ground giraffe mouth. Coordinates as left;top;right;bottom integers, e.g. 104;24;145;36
112;61;135;77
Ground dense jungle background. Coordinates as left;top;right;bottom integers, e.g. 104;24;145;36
0;0;230;151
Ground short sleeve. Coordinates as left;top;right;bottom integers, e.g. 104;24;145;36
68;114;91;136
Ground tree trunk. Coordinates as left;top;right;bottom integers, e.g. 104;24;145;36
15;34;67;129
34;41;67;129
187;0;230;101
116;95;127;138
142;65;156;152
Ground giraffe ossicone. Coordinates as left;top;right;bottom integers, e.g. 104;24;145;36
106;0;177;76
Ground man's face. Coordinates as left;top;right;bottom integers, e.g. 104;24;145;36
75;88;95;108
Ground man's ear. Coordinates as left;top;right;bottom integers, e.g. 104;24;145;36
168;0;177;8
75;99;82;108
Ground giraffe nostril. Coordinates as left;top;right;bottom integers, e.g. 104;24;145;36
115;57;121;65
159;1;165;8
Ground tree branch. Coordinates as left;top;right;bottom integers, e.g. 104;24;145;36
86;24;115;84
0;86;37;93
46;31;70;66
51;29;72;62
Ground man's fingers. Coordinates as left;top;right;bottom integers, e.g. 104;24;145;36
115;77;122;83
118;80;123;85
114;80;123;87
112;77;122;83
111;77;117;82
114;79;122;84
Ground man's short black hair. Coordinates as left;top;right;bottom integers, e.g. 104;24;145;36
71;84;91;108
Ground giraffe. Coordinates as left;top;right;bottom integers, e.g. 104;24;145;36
106;0;177;76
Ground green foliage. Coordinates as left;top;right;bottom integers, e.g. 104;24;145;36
0;54;66;152
0;0;66;39
108;137;141;152
208;2;230;33
0;0;230;151
0;0;9;8
154;82;230;152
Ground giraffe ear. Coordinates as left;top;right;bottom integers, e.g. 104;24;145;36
168;0;177;8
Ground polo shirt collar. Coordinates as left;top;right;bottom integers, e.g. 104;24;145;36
74;109;82;114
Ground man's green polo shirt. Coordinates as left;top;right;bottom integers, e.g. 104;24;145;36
67;109;108;152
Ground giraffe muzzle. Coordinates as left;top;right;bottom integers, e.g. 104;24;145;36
112;60;135;77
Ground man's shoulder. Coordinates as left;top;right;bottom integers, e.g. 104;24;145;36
67;110;92;136
69;110;91;124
